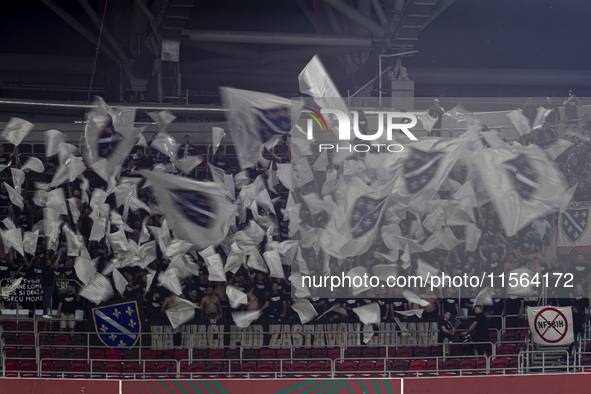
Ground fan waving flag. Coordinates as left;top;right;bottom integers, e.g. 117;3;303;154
320;177;395;259
84;97;141;182
220;87;302;169
140;170;235;250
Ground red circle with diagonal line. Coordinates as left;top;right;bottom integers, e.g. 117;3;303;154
534;307;568;344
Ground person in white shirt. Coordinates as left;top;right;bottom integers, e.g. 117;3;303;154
532;216;552;246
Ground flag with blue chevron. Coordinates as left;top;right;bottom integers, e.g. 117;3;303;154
220;87;302;169
403;147;444;195
139;170;235;250
558;203;591;249
320;177;395;259
89;298;144;350
474;145;574;237
84;97;141;183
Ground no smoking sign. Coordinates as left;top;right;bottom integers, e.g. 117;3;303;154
532;307;571;345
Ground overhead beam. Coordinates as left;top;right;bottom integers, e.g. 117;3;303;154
183;29;383;47
370;0;389;26
295;0;325;33
323;0;386;37
180;45;372;73
181;41;260;60
77;0;127;61
40;0;121;65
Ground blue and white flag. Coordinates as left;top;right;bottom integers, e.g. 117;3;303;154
84;97;142;182
140;171;235;250
472;145;575;236
91;299;142;350
320;177;395;259
220;87;302;169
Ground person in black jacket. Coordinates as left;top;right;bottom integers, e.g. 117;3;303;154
545;97;561;125
41;257;58;318
462;305;490;356
559;304;586;362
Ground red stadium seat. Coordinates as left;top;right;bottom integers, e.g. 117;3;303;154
225;349;240;359
123;348;139;360
192;349;208;360
158;350;173;360
19;334;35;346
54;360;72;376
311;348;328;359
410;360;427;371
450;345;463;356
359;361;374;372
474;358;488;374
38;333;53;346
260;349;276;359
276;349;291;359
175;349;189;361
54;335;70;346
340;361;358;372
362;348;379;358
55;348;71;359
459;359;476;374
498;344;515;355
243;349;260;359
414;347;430;358
71;335;87;346
18;321;34;332
37;321;51;332
20;347;35;358
89;349;105;359
206;361;223;373
106;349;122;360
4;347;19;358
444;359;460;372
190;362;206;374
2;321;17;331
396;347;412;358
209;349;225;359
426;359;443;372
41;360;54;378
18;144;32;154
344;348;361;359
502;331;519;342
122;362;140;378
379;347;396;358
222;361;240;373
489;331;498;344
257;361;274;373
33;144;45;154
21;361;37;377
328;348;341;360
156;362;175;377
72;361;88;378
5;360;20;377
582;356;591;366
143;361;157;377
240;362;257;373
40;348;54;360
294;348;310;359
391;360;409;373
292;361;308;372
141;349;157;360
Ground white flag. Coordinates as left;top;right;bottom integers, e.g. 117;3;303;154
112;269;127;297
3;183;23;210
506;109;532;136
220;86;302;169
166;297;198;330
147;110;176;133
1;228;24;256
352;302;381;325
140;170;235;250
472;145;574;236
263;251;284;278
46;187;68;215
418;112;437;132
75;257;98;286
205;254;226;282
22;230;39;256
21;157;44;173
2;117;33;146
232;310;262;328
211;127;226;153
1;277;23;297
80;273;114;304
226;286;248;309
320;177;394;259
292;299;318;324
84;97;141;182
45;129;67;157
247;247;267;273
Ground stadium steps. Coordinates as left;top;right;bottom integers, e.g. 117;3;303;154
528;345;571;373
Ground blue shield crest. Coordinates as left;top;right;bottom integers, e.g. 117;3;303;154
254;106;291;143
97;119;122;159
502;154;538;201
350;196;387;239
170;189;215;229
561;207;590;244
403;147;443;194
92;300;141;350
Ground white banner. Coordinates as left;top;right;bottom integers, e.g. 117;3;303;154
528;306;573;346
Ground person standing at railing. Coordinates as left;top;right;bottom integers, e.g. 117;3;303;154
427;99;444;137
564;90;581;126
41;255;58;319
546;97;561;125
461;305;490;357
557;304;585;363
440;311;456;356
57;283;78;335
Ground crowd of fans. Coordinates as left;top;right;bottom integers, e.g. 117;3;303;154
0;94;589;348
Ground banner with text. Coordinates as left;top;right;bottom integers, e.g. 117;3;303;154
148;319;439;350
528;306;574;346
1;278;43;303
